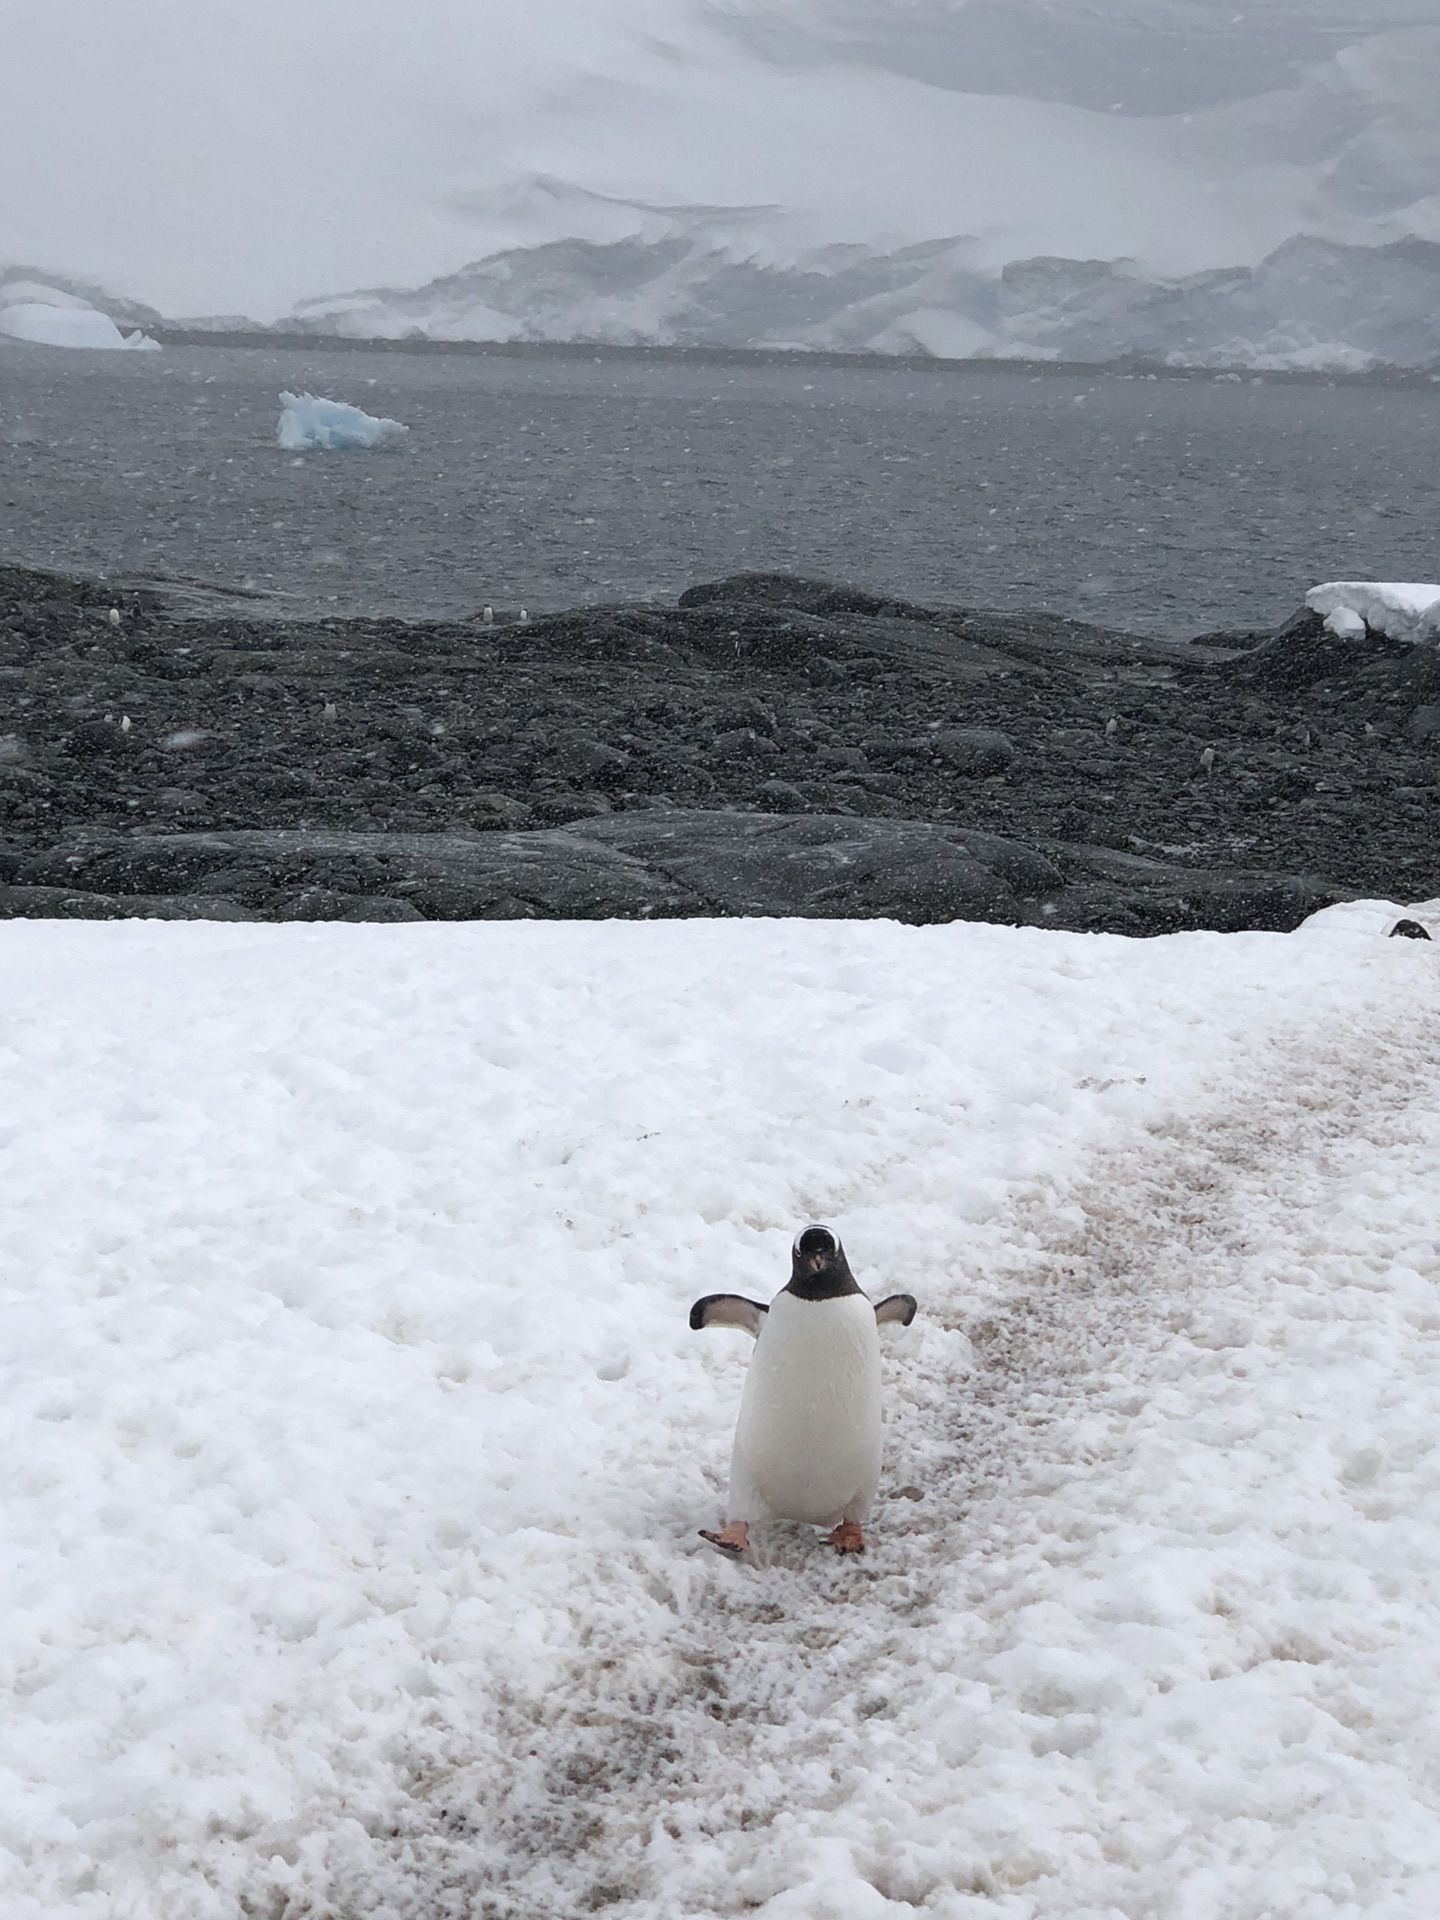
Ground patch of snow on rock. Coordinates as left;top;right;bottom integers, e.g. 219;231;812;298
1308;580;1440;643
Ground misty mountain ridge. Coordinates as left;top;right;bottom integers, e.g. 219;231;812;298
237;231;1440;374
7;2;1440;370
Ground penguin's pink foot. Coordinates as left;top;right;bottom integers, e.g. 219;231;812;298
699;1522;750;1557
825;1522;866;1555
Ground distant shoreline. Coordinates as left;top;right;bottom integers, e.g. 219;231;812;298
140;328;1440;390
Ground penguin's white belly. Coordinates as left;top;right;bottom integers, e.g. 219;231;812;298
730;1293;883;1527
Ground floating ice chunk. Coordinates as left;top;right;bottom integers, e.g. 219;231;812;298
277;391;407;452
0;301;159;350
1307;582;1440;645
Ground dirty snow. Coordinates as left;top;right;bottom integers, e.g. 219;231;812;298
2;903;1439;1917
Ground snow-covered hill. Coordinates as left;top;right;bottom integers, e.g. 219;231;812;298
4;2;1440;367
283;232;1440;371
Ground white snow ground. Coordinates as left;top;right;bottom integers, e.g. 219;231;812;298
4;903;1440;1917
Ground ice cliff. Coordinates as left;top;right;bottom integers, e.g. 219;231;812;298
279;231;1440;373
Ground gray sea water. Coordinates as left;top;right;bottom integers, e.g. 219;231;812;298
2;341;1436;639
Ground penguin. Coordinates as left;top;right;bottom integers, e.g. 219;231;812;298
690;1225;916;1557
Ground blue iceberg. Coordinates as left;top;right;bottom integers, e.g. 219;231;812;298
277;391;408;452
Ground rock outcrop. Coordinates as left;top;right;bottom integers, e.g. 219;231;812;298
2;563;1435;933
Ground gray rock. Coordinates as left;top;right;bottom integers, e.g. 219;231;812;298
64;719;131;760
0;812;1339;935
815;744;869;773
468;793;535;830
1040;842;1338;934
1237;608;1408;691
1396;650;1440;699
1025;885;1149;937
18;828;690;922
934;728;1015;776
271;887;362;922
717;699;779;736
710;728;777;761
566;809;1031;923
341;896;428;923
677;574;904;619
944;829;1062;896
549;738;630;784
756;780;808;812
0;884;258;921
5;812;1072;926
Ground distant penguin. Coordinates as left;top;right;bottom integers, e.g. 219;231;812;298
690;1225;916;1557
1390;919;1432;940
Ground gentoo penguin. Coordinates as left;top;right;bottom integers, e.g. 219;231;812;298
691;1225;916;1557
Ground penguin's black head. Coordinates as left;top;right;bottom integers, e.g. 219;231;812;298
788;1225;862;1300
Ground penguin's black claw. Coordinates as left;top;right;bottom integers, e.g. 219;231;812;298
699;1526;750;1558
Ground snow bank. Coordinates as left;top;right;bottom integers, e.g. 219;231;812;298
3;907;1440;1916
276;391;407;452
1307;580;1440;643
0;300;158;350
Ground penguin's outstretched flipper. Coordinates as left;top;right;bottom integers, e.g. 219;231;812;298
690;1294;769;1335
874;1293;918;1327
699;1522;751;1557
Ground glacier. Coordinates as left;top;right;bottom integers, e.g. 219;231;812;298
281;230;1440;372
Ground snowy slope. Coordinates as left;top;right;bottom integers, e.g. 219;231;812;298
4;904;1440;1916
4;0;1440;366
285;232;1440;370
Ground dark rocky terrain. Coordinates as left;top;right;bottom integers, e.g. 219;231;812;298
2;560;1437;932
